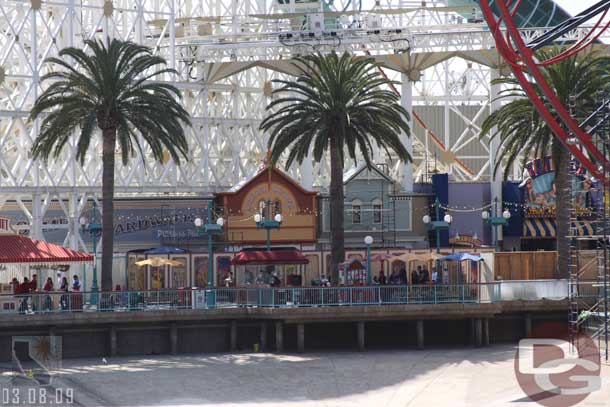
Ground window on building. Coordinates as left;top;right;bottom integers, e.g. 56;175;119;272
352;201;362;224
258;200;266;218
274;200;282;216
373;202;382;224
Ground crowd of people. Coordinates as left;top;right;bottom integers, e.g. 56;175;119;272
372;265;440;285
9;272;82;313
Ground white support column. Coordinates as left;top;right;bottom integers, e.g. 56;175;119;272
490;69;503;245
31;193;43;241
203;86;211;189
444;61;451;175
401;73;414;192
168;0;175;70
68;194;79;250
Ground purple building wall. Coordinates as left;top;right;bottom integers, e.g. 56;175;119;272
448;182;492;246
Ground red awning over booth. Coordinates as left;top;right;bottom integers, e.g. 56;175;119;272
232;249;309;265
0;235;93;264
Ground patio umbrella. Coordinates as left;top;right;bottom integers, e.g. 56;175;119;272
368;253;395;275
136;257;184;267
369;253;394;262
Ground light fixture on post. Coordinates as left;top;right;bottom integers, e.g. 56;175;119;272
364;235;374;285
79;200;101;305
255;199;282;251
194;201;225;307
482;197;511;252
422;198;452;254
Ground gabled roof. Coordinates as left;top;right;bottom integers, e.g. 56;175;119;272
343;163;395;184
218;163;317;196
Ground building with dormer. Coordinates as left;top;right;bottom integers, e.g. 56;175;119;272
318;164;429;249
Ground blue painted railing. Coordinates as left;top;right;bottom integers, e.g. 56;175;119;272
0;281;569;315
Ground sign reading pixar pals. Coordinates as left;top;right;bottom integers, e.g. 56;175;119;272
520;156;596;218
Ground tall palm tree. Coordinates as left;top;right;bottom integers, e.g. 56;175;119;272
260;52;411;283
481;48;610;278
30;38;191;291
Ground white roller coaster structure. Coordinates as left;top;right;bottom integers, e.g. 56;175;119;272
0;0;607;248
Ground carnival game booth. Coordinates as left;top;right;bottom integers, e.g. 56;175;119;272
230;247;309;306
437;253;484;302
0;232;93;312
127;246;192;290
387;252;442;284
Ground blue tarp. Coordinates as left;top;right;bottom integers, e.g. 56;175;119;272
144;246;187;255
438;253;483;262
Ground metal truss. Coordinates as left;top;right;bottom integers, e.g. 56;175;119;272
2;0;609;245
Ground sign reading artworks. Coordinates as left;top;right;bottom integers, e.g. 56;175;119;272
520;157;596;218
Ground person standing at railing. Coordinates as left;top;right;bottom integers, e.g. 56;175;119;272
378;270;387;285
60;277;69;311
72;275;81;291
17;277;30;313
399;267;408;285
71;275;83;311
431;268;438;284
42;277;54;311
10;277;19;294
420;266;430;284
411;267;421;285
29;274;40;312
29;274;38;291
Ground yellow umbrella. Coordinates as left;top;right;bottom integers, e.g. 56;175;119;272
136;257;184;267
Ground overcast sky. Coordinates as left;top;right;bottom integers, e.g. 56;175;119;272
554;0;597;16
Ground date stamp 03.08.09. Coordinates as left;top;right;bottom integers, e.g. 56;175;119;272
1;336;74;406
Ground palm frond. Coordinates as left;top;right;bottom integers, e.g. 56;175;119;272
30;37;191;166
261;51;411;170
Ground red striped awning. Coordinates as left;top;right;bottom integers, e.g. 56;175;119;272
0;235;93;264
231;249;309;265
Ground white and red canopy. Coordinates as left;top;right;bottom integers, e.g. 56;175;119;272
0;235;93;266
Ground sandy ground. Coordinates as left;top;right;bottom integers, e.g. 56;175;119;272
1;345;609;407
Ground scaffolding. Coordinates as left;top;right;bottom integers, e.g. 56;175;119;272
568;93;610;362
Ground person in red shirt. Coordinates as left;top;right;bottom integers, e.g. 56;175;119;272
43;278;53;291
19;277;31;294
29;275;38;292
42;277;54;311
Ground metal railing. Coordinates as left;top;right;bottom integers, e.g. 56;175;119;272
0;281;572;315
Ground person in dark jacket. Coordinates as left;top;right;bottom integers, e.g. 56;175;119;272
411;267;421;285
43;277;54;311
379;270;387;285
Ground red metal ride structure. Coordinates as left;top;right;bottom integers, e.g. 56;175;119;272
478;0;610;183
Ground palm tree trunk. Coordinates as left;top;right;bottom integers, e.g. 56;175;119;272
329;141;345;285
101;128;116;292
553;141;570;279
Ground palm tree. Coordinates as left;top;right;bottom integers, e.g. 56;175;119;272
481;48;610;278
30;38;191;291
260;52;411;283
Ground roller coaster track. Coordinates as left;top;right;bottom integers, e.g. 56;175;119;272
364;49;475;177
478;0;609;184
